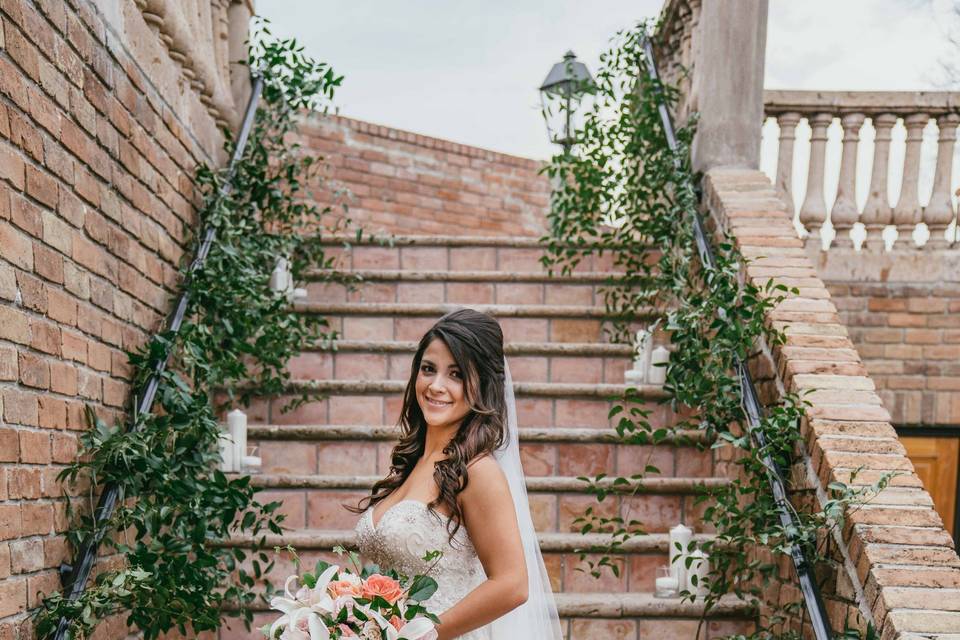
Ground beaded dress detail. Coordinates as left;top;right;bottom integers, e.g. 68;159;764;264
354;500;492;640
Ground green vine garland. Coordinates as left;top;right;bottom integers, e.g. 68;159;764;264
35;22;353;639
541;22;890;639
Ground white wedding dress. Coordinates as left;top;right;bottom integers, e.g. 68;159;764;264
354;499;493;640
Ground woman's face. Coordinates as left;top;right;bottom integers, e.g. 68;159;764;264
416;338;471;431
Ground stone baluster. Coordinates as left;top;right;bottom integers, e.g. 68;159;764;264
892;113;930;231
861;113;896;238
924;113;959;242
798;113;833;234
830;112;866;238
774;112;801;215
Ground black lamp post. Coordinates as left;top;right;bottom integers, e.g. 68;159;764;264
538;50;595;154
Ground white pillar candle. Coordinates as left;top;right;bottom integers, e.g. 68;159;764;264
669;523;693;587
218;432;235;472
269;258;289;294
633;328;652;382
227;409;247;472
647;346;670;385
686;549;709;596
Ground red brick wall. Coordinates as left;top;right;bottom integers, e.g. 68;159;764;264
0;0;229;634
296;113;551;237
809;251;960;427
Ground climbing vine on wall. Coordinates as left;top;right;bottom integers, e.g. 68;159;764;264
35;21;353;640
541;21;890;639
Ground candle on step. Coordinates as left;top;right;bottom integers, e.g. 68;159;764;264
647;345;670;385
624;327;653;385
218;432;235;472
686;549;709;596
270;258;290;294
654;566;679;598
669;523;693;587
227;409;247;472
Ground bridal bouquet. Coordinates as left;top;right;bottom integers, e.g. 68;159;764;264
261;556;441;640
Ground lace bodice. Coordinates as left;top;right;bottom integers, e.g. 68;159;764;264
354;500;492;640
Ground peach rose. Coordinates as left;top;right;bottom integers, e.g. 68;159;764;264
361;573;404;604
327;578;363;599
389;615;404;631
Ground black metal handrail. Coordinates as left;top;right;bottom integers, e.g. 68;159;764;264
640;37;834;640
53;74;265;640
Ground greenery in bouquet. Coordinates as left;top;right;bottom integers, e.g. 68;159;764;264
264;548;442;640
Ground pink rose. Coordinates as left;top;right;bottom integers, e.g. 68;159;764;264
389;615;404;631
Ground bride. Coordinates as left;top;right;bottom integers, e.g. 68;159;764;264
348;308;562;640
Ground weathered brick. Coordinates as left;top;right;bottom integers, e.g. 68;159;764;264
0;305;31;344
37;395;66;429
0;140;25;189
0;220;34;269
19;502;53;536
0;428;19;462
0;345;16;381
60;328;86;362
33;241;64;283
25;165;58;209
18;351;50;389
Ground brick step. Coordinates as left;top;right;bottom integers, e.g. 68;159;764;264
249;380;670;430
324;340;635;356
247;474;725;533
225;529;715;554
287;340;636;385
304;269;641;307
219;593;754;640
314;234;632;275
293;301;651;343
223;530;718;597
248;425;714;479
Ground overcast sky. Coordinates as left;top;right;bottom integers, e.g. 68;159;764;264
257;1;958;161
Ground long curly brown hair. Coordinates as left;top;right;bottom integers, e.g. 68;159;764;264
347;308;507;543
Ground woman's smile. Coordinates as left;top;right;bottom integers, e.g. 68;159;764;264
416;338;470;428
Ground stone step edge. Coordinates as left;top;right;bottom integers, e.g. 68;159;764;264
304;340;635;357
248;424;710;446
294;301;655;320
240;591;754;619
246;474;728;494
314;234;644;250
269;379;668;400
222;530;716;554
307;268;636;285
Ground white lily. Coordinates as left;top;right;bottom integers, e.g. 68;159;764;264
358;605;437;640
268;566;341;638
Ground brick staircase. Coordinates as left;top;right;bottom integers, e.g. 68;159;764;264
220;237;756;639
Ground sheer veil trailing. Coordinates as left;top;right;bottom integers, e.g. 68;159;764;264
489;359;563;639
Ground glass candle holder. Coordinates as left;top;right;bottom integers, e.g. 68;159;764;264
241;444;262;474
654;565;679;598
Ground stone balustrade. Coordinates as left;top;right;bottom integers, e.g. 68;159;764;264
133;0;253;128
764;90;960;251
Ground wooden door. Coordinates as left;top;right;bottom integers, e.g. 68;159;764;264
900;436;959;537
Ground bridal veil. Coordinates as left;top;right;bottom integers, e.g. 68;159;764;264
489;359;563;639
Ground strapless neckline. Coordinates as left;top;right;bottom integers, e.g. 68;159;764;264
355;497;491;638
368;498;432;531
